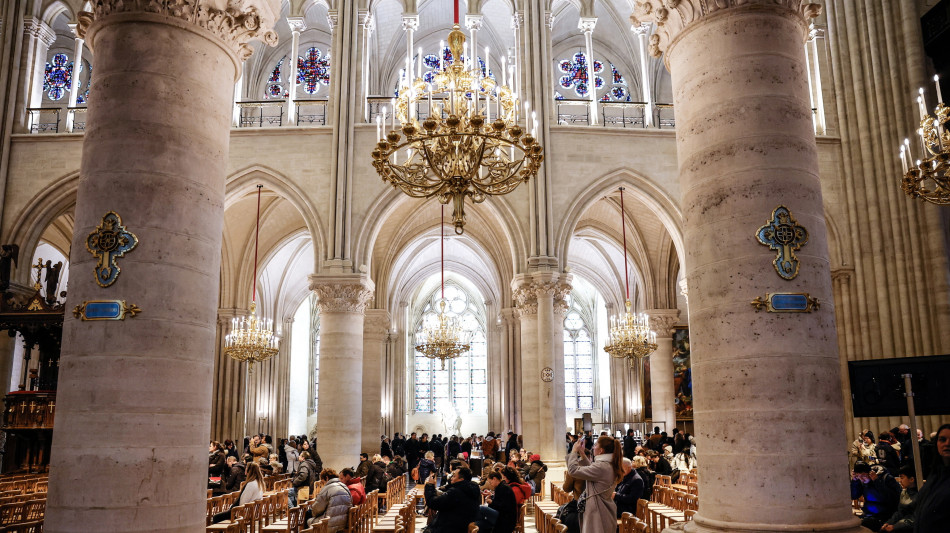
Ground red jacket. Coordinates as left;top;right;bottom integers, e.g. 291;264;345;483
509;481;531;505
345;477;366;505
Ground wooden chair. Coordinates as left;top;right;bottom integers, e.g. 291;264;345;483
261;504;304;533
2;520;43;533
514;503;526;533
0;503;24;526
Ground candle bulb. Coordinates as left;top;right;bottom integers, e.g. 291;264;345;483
391;98;396;130
417;47;423;81
501;55;507;86
936;75;944;105
377;113;382;141
899;145;908;173
918;89;927;120
484;46;490;78
440;40;445;70
428;84;434;118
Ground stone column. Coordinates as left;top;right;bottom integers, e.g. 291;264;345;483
65;23;84;132
578;17;598;125
285;17;305;126
513;273;571;462
401;15;418;88
46;1;278;530
15;18;56;132
633;1;861;532
631;22;654;127
360;12;374;122
363;309;390;453
310;275;374;470
646;309;679;431
465;14;483;71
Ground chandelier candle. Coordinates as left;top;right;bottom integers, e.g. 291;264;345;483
899;80;950;204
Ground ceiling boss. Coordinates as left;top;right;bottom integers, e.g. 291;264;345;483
371;0;543;235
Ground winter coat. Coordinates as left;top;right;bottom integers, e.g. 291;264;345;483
622;435;637;459
525;460;548;490
509;481;532;505
311;478;352;533
671;453;696;473
392;437;406;457
356;459;372;480
424;480;481;533
488;481;519;533
248;442;269;462
310;452;324;477
613;469;644;518
636;467;655;501
293;459;317;489
418;458;436;482
883;486;917;532
448;440;461;458
562;471;585;500
225;462;246;492
367;461;388;493
567;452;619;533
388;458;407;478
209;451;227;477
345;477;366;505
851;473;901;520
913;462;950;532
285;444;300;474
482;437;499;460
381;441;393;459
877;441;901;475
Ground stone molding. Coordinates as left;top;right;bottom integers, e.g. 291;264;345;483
361;11;375;33
631;0;821;59
646;309;680;338
287;16;305;34
578;17;597;33
545;11;555;30
76;0;279;61
511;12;522;31
310;275;375;315
512;273;572;319
401;15;419;32
831;268;854;283
24;18;57;48
217;307;246;326
464;14;483;31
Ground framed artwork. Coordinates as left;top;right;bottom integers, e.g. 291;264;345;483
643;326;692;421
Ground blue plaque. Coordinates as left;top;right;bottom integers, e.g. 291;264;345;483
73;300;142;321
751;292;819;313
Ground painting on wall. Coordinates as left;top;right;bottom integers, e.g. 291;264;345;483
643;326;693;423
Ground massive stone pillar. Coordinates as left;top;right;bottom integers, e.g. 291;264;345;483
46;1;278;530
362;309;390;453
513;273;570;462
647;309;679;431
633;1;861;532
310;275;374;469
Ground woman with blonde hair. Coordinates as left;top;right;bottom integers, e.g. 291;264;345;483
567;435;623;532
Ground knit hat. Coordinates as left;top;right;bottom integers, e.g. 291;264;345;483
530;454;541;462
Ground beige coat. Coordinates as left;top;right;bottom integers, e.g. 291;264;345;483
566;453;618;533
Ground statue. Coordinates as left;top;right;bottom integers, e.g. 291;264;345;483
44;261;63;305
0;244;19;292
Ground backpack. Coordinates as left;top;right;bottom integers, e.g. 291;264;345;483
411;466;420;481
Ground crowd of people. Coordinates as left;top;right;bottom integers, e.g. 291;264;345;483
849;423;950;532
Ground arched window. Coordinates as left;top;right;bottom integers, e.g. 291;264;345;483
264;47;331;99
554;52;629;102
43;52;92;103
413;282;487;414
564;297;595;411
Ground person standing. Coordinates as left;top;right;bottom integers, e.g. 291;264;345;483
285;438;300;475
622;429;637;460
567;435;623;533
505;432;520;463
913;423;950;532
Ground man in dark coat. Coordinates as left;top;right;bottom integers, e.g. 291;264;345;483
405;433;420;470
613;458;644;518
223;456;246;493
424;467;481;533
505;432;520;462
392;433;406;457
479;471;518;533
851;463;901;530
913;424;950;532
356;453;372;479
622;429;637;460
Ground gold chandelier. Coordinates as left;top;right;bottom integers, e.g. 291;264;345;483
415;206;471;369
899;75;949;203
224;185;280;370
603;187;657;365
371;2;543;235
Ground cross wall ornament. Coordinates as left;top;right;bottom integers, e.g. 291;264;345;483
85;211;138;288
756;205;808;280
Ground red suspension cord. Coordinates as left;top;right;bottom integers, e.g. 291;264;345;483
620;187;629;302
454;0;459;25
253;184;263;303
441;205;445;299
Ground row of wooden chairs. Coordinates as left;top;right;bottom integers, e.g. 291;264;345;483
372;487;419;533
651;487;697;512
619;512;649;533
0;519;43;532
549;483;573;505
344;490;379;533
0;481;45;496
379;474;407;511
0;500;44;526
533;498;567;533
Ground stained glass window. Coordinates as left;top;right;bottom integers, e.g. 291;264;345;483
264;47;331;99
556;53;630;102
413;281;488;414
76;62;91;104
564;308;595;411
44;54;72;101
397;48;495;96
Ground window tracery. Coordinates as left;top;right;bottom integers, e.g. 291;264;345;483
264;47;331;99
555;52;629;102
563;295;595;411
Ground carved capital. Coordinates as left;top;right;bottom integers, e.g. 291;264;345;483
310;275;375;315
646;309;680;338
578;17;597;33
401;15;419;32
511;12;522;31
326;10;338;30
512;273;572;319
364;309;391;340
545;11;555;29
24;18;57;48
287;16;306;34
831;268;854;283
464;14;483;32
77;0;280;62
679;278;688;298
632;0;821;59
361;11;375;33
631;21;651;36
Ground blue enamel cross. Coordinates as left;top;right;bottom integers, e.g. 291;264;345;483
85;211;138;288
756;206;809;280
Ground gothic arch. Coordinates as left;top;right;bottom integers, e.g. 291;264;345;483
225;165;326;274
40;0;77;26
555;168;684;269
3;171;79;285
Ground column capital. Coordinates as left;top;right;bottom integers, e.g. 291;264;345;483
217;307;246;325
807;23;825;41
361;11;375;33
326;9;338;30
309;274;375;315
511;273;572;318
24;17;57;48
631;21;651;36
646;309;680;339
510;12;522;31
545;11;555;30
76;0;280;61
831;268;854;283
67;22;85;41
464;14;484;32
578;17;597;33
401;15;419;32
287;16;306;34
364;309;392;339
631;0;820;58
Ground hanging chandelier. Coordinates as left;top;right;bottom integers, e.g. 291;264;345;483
899;75;949;203
371;0;543;235
224;185;280;369
604;187;657;364
415;206;471;369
